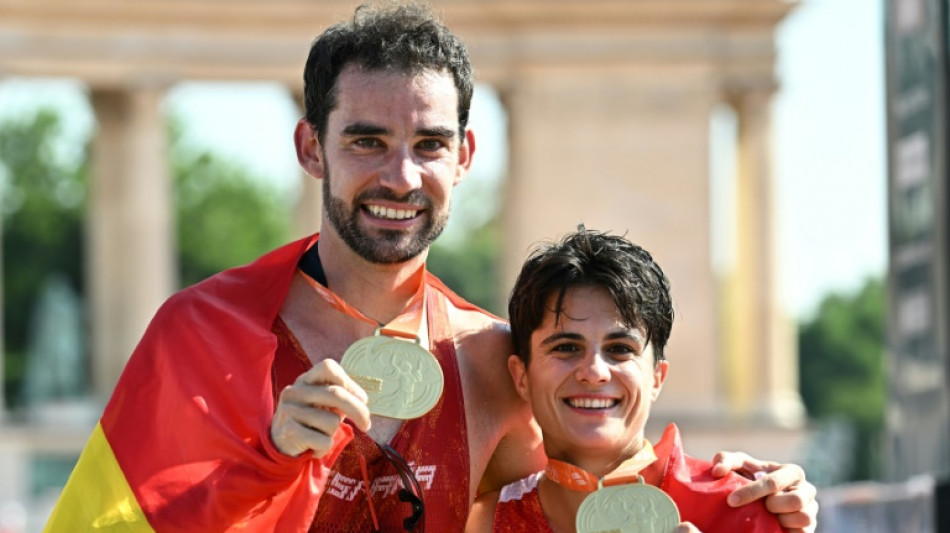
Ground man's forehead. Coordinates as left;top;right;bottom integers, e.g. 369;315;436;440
329;66;459;124
335;65;456;96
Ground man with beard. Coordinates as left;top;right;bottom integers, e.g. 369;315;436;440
45;3;818;532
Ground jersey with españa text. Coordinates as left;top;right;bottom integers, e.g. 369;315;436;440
272;285;471;532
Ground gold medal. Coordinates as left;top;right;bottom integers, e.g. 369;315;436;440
340;329;444;419
576;477;680;533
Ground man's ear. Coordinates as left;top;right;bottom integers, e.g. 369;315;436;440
454;128;476;186
294;118;325;179
651;360;670;402
507;354;530;402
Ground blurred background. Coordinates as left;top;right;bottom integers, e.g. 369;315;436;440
0;0;946;531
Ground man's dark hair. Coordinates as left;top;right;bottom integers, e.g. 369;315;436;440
508;227;674;367
303;1;474;142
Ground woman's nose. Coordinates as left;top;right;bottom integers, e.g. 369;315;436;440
574;351;611;383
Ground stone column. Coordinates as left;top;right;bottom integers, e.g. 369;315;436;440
290;88;322;239
88;86;176;399
500;67;725;421
727;87;804;426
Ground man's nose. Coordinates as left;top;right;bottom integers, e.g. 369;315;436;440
379;147;423;194
574;351;611;383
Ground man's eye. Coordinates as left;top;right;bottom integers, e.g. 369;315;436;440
354;138;382;149
417;139;446;152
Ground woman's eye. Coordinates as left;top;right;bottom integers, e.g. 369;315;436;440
552;343;580;354
606;344;636;359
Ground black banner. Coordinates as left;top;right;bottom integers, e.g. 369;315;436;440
884;0;950;485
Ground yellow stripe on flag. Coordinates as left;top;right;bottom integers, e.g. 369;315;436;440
43;422;155;532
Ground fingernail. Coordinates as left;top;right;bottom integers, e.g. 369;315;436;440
727;494;739;506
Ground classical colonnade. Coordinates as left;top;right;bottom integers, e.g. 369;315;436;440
0;0;804;459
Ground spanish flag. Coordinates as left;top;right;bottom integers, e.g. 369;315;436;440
44;235;352;532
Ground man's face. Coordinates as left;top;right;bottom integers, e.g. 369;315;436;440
317;65;472;264
509;286;669;465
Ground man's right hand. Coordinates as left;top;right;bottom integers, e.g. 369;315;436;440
271;360;371;457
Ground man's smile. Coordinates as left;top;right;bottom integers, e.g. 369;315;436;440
365;204;421;220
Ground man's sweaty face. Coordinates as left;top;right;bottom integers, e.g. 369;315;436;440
320;67;468;264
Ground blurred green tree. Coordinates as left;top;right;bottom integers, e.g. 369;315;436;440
169;119;291;287
427;220;503;316
0;110;87;408
799;276;886;481
1;110;291;408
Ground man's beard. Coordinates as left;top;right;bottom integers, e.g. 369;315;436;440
323;173;448;264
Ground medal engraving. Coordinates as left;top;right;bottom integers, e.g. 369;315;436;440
576;482;680;533
351;375;382;393
340;332;444;419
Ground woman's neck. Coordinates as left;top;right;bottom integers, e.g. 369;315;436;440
538;438;660;532
537;475;587;533
545;437;647;481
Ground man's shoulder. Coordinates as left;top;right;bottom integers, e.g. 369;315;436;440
156;236;313;327
448;305;511;362
426;273;511;356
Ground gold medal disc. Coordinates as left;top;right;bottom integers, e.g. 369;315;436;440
576;481;680;533
340;331;444;419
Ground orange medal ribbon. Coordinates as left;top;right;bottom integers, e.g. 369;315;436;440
544;440;658;492
300;265;427;340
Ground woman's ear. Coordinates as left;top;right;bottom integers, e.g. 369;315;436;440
651;360;669;402
508;355;530;402
293;118;325;179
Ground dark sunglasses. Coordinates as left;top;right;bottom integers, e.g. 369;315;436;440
358;442;426;532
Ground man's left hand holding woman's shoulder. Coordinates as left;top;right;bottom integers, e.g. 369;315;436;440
712;451;819;533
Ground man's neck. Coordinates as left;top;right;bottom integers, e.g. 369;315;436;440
316;231;429;325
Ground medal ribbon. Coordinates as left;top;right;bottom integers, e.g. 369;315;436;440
544;440;658;492
299;264;427;341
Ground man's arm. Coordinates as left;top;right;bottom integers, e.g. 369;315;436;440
477;407;546;495
711;452;819;533
465;490;502;533
452;315;547;498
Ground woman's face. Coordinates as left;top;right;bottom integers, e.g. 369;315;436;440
509;286;668;465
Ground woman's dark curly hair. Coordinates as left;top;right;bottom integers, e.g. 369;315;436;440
508;227;674;367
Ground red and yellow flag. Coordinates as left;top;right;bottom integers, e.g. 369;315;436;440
44;236;352;533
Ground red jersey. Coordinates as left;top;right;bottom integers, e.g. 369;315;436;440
493;424;782;533
272;257;474;531
48;235;351;532
493;473;553;533
46;234;488;533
